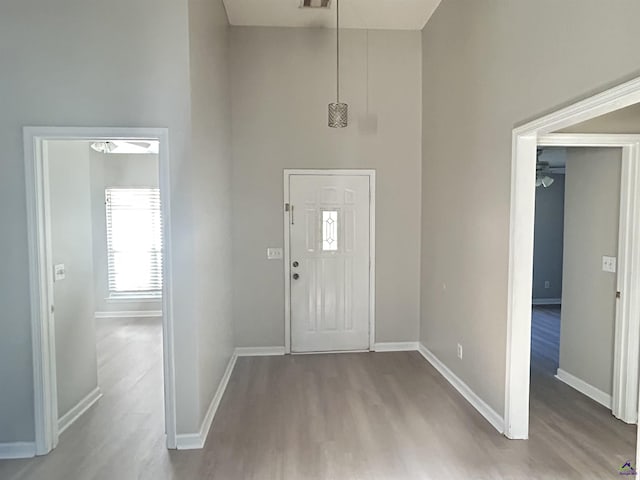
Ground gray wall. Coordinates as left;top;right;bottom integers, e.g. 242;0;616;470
90;150;162;313
532;173;565;300
420;0;640;415
230;27;422;347
0;0;233;441
559;148;621;395
48;141;99;418
188;0;235;425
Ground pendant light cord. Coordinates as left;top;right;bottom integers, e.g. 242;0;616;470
336;0;340;103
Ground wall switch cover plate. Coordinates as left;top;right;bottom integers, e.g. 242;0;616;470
602;256;617;273
267;247;283;260
54;264;66;281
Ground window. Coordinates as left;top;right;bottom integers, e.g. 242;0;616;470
322;210;339;251
105;188;163;297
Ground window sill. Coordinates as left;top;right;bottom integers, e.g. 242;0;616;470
106;295;162;303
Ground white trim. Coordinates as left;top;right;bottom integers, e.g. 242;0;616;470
369;173;377;350
539;133;640;147
531;298;562;306
506;76;640;444
234;346;286;357
24;133;57;454
95;310;163;319
283;169;376;354
513;77;640;136
418;343;504;434
0;442;37;460
23;127;177;454
175;352;237;450
555;369;612;409
612;143;640;425
57;387;102;435
373;342;419;352
283;171;292;354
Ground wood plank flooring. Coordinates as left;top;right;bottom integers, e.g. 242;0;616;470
531;305;561;376
0;313;635;479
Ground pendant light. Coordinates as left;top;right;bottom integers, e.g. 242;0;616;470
328;0;347;128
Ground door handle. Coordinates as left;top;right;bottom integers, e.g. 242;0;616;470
293;273;300;280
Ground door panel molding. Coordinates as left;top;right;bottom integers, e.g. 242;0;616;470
283;169;376;354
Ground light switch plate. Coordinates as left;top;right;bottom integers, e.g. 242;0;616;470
602;256;617;273
54;264;66;281
267;247;283;260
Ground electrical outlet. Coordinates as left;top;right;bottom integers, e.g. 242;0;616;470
544;281;550;289
457;343;463;360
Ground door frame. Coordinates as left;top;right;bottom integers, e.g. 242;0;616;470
23;126;177;454
505;74;640;443
283;169;376;354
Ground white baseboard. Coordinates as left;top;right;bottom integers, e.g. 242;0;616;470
417;343;505;434
95;310;162;319
176;352;238;450
555;369;612;409
373;342;419;352
58;387;103;435
0;442;36;460
532;298;562;306
235;346;286;357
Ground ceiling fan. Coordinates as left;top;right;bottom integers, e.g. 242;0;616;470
536;149;555;188
90;140;159;154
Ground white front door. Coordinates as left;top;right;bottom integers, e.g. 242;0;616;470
288;174;371;353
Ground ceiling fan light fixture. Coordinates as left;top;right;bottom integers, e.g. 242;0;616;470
91;141;117;153
90;140;159;155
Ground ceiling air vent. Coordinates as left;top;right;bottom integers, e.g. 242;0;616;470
301;0;331;8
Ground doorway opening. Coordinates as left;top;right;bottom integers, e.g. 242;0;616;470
283;169;376;354
24;127;177;455
506;76;640;466
530;142;636;474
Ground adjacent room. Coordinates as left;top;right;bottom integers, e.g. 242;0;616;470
0;139;167;478
530;145;636;475
3;1;640;479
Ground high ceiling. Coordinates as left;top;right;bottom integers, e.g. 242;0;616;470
223;0;442;31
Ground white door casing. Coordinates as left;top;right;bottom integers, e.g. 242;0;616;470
23;127;177;455
506;74;640;446
284;170;375;353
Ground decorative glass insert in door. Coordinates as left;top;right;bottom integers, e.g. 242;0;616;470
322;210;338;251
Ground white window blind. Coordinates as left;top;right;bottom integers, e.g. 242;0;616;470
105;188;163;297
